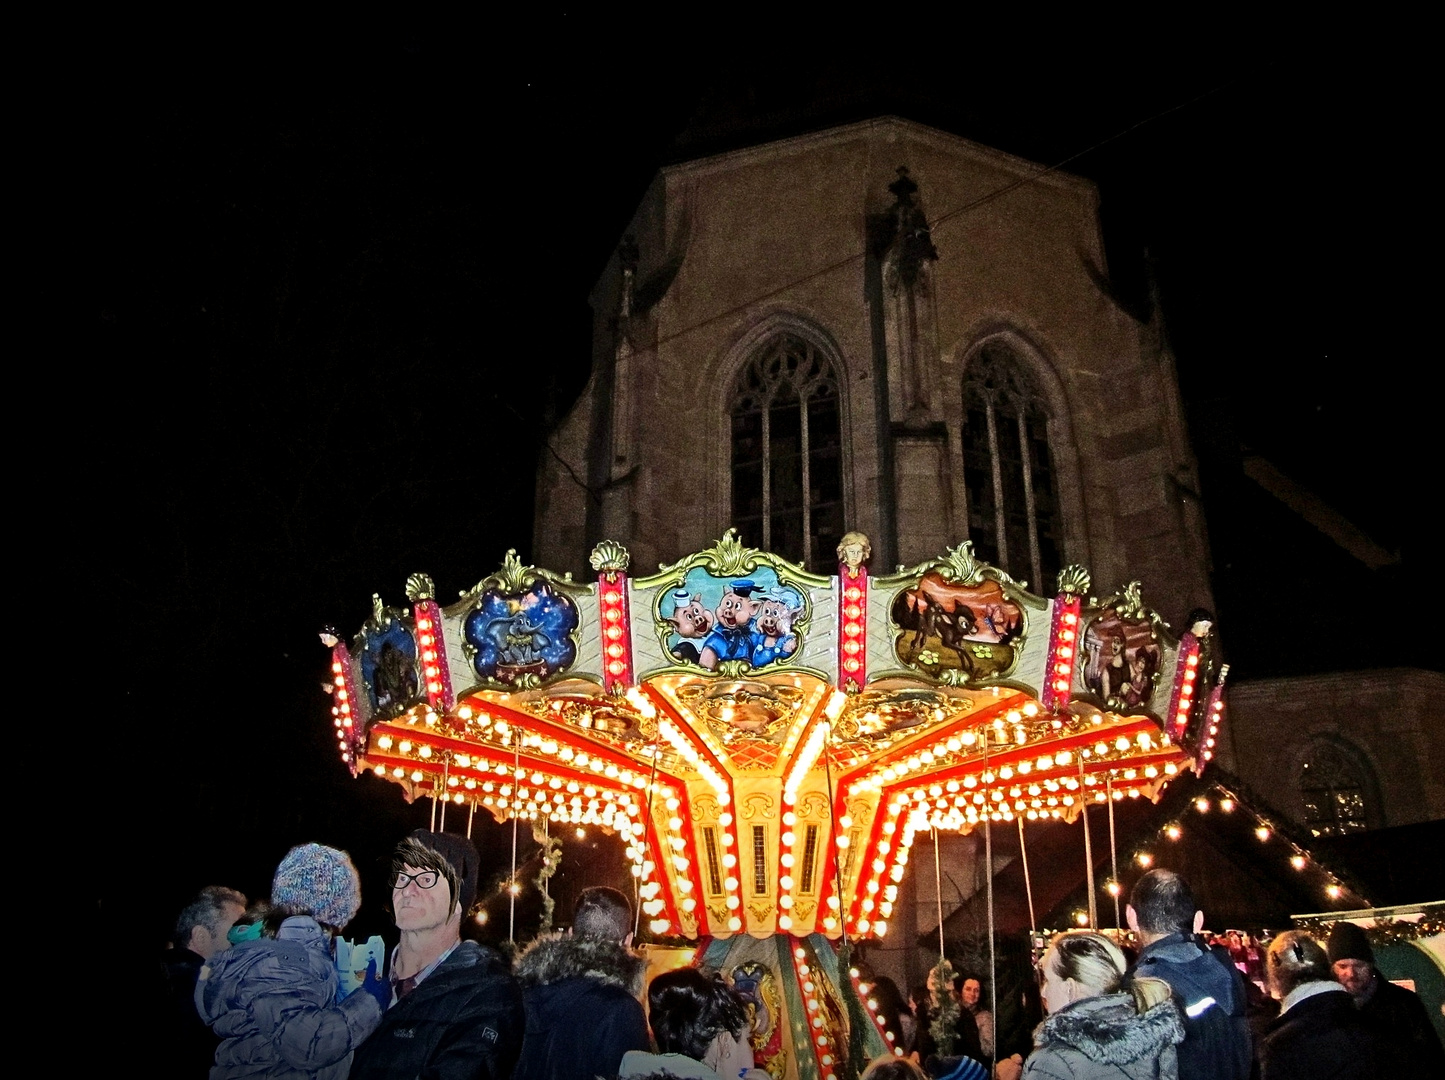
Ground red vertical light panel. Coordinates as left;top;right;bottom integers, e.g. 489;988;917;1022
330;642;364;776
1197;663;1229;771
838;564;868;690
1041;594;1082;712
1166;634;1202;740
413;599;454;713
598;571;634;691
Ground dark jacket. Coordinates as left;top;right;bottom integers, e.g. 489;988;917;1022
1258;983;1379;1080
196;915;382;1079
1354;972;1445;1080
1131;933;1251;1080
917;1004;984;1070
157;946;221;1078
512;934;649;1080
1022;992;1184;1080
348;940;524;1080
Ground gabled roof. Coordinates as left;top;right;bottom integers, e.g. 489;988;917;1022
659;116;1096;201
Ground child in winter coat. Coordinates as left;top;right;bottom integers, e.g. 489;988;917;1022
195;842;391;1079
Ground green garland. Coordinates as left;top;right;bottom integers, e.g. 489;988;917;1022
928;957;961;1057
1293;912;1444;947
532;821;562;933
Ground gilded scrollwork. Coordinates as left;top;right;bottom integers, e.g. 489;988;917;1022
798;791;832;821
741;792;776;820
693;793;723;825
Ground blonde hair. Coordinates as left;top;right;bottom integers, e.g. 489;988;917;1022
1129;975;1174;1014
1267;931;1331;998
1047;930;1127;996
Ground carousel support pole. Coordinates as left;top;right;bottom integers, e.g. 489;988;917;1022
509;737;521;945
824;722;850;954
983;730;998;1053
430;779;438;832
439;759;450;832
1106;774;1120;928
1018;815;1037;934
1080;758;1097;928
932;825;946;961
636;723;663;941
467;798;475;840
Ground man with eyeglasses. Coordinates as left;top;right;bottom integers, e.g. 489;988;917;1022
349;830;524;1080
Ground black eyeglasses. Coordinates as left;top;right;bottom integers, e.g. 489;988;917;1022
391;870;441;890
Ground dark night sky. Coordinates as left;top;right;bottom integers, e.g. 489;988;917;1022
86;24;1434;969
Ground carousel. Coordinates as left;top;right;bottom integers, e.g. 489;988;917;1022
323;530;1226;1079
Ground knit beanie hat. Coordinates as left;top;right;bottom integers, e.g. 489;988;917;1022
1326;921;1374;965
271;843;362;929
410;829;479;916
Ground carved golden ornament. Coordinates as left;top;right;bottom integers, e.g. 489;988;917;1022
693;793;723;824
677;680;804;743
741;792;777;819
716;659;753;679
589;540;631;573
404;573;435;603
748;901;775;922
371;593;389;626
698;528;758;576
1112;581;1149;620
798;791;832;820
707;902;730;923
528;693;650;745
832;687;971;742
938;668;972;687
1056;565;1091;597
466;549;539;597
934;540;1024;589
792;900;815;921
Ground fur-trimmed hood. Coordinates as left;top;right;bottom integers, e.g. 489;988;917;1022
514;933;645;995
1034;993;1184;1068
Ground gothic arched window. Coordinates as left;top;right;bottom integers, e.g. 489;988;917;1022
962;341;1062;589
1299;742;1371;837
730;335;844;573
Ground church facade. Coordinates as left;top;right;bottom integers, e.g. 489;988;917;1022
530;115;1440;990
534;117;1214;629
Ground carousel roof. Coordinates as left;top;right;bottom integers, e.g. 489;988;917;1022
324;531;1226;942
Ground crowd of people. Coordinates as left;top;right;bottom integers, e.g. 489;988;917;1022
154;838;1442;1080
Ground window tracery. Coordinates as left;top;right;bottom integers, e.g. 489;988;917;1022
962;341;1062;589
730;335;844;573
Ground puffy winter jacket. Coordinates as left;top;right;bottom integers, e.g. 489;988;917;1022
195;915;382;1079
1022;992;1183;1080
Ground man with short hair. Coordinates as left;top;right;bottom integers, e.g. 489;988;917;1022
1327;920;1444;1080
349;830;524;1080
1126;869;1251;1080
513;885;650;1080
157;884;247;1077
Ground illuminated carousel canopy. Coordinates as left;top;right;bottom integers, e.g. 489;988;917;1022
324;530;1226;945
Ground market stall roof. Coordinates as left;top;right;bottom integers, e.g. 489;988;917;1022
932;767;1372;939
325;532;1227;942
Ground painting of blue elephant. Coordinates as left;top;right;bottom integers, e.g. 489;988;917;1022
465;579;578;683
